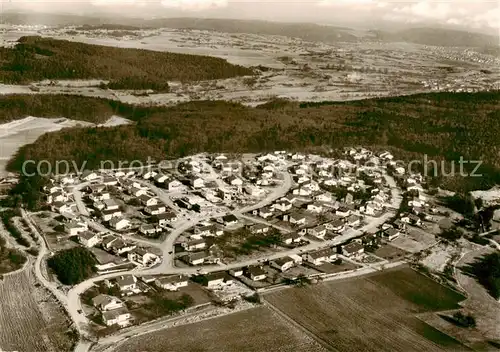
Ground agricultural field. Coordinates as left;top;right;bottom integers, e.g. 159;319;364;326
264;267;468;352
0;269;76;352
113;306;327;352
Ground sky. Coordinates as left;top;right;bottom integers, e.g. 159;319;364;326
2;0;500;33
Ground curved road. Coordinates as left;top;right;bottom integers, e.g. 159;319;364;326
29;169;401;352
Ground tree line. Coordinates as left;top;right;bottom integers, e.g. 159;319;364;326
0;36;254;92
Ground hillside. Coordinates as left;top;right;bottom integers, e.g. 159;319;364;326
372;28;499;48
0;36;253;91
5;92;500;192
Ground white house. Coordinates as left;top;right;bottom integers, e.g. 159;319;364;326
270;257;295;272
78;231;101;247
259;207;274;219
273;199;293;212
139;195;158;207
342;242;365;257
308;225;327;239
282;232;302;244
81;170;99;182
128;248;160;266
226;175;243;187
104;198;120;211
155;275;189;291
245;266;267;281
166;179;183;191
182;238;206;251
307;203;323;213
92;294;124;311
145;204;166;215
66;220;88;237
110;217;130;231
190;176;204;189
102;307;131;327
288;212;306;226
129;186;147;197
156;212;178;227
314;193;333;203
303;248;337;266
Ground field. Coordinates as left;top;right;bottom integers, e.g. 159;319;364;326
264;267;468;352
0;269;76;351
113;306;327;352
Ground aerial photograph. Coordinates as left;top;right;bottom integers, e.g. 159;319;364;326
0;0;499;351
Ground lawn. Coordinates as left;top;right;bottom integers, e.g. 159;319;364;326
114;307;327;352
264;267;468;352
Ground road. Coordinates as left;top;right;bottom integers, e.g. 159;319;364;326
33;167;402;352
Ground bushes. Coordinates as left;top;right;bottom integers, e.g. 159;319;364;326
47;247;97;285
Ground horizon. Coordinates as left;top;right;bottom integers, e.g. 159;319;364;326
1;0;499;36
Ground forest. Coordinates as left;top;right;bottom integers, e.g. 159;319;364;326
4;91;500;196
0;36;253;91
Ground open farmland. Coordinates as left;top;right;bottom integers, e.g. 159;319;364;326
264;267;468;352
112;306;327;352
0;269;75;352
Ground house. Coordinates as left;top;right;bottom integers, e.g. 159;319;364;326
110;217;130;231
229;268;244;277
129;186;147;197
342;242;365;257
217;188;232;202
205;272;227;288
226;175;243;187
102;307;131;327
103;198;120;211
245;266;267;281
154;173;169;184
101;235;119;250
273;199;293;212
392;219;406;231
78;231;101;247
287;212;307;226
401;213;422;226
270;256;295;272
186;251;211;266
128;248;160;266
89;191;110;202
144;204;166;216
138;195;158;207
249;223;270;234
182;238;207;251
308;225;327;239
314;193;333;203
259;207;274;219
326;219;345;233
66;220;88;237
103;177;118;186
51;202;73;214
346;214;361;227
222;214;238;226
155;275;189;291
109;239;136;255
155;212;178;227
307;203;323;213
336;206;351;217
189;176;204;189
244;185;265;198
47;191;66;204
102;209;122;222
282;232;302;244
115;275;137;291
139;224;160;236
166;179;183;191
382;227;400;241
92;294;124;311
81;170;98;181
303;248;337;266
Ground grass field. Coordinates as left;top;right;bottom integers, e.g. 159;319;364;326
0;269;75;351
115;306;327;352
264;267;468;352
